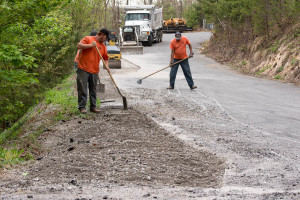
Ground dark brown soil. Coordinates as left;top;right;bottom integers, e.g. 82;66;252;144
0;107;225;198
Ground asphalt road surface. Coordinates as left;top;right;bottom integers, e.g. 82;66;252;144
114;31;300;198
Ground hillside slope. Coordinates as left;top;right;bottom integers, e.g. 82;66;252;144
203;23;300;85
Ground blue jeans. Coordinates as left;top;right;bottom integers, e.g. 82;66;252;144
169;58;194;88
75;63;98;110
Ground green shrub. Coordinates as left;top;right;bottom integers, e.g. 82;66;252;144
274;75;282;79
256;65;271;75
0;1;76;132
277;66;284;73
269;41;279;53
44;75;78;120
0;147;24;168
291;58;297;66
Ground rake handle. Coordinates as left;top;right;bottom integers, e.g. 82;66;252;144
95;46;119;90
95;46;127;110
141;57;190;80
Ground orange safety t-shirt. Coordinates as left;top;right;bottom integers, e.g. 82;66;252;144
74;36;108;74
170;36;191;59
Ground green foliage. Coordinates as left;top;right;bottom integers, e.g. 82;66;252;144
256;65;271;75
0;75;79;162
0;0;65;33
0;147;24;168
277;66;284;73
183;4;203;28
0;44;37;69
192;0;300;39
294;28;300;37
0;44;39;128
268;41;280;53
69;0;95;43
0;0;114;166
44;75;78;120
274;75;282;79
162;1;177;20
291;58;297;66
0;107;32;145
0;68;39;128
0;0;79;132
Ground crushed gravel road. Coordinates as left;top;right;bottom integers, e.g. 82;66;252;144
0;58;299;199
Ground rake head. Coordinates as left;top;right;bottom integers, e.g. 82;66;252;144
137;79;142;84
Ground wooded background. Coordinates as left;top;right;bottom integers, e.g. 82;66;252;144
0;0;299;132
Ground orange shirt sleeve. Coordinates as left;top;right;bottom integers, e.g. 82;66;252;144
80;36;89;44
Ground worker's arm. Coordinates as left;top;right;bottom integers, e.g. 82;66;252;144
102;48;110;73
103;60;110;73
170;49;174;65
188;44;194;57
77;41;97;49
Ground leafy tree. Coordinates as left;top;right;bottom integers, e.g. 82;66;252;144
0;0;74;131
0;45;38;129
190;0;299;39
183;3;204;28
0;0;119;132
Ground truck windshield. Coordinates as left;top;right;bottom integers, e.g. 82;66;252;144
126;13;150;21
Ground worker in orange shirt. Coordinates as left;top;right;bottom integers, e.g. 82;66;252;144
74;30;98;70
74;28;110;114
167;31;197;90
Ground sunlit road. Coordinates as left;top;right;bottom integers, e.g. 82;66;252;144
112;32;300;196
119;32;300;142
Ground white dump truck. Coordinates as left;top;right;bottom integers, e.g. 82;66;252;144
120;5;163;54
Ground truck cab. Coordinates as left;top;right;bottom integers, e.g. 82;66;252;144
123;5;163;46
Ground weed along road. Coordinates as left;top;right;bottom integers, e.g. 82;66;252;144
115;32;300;198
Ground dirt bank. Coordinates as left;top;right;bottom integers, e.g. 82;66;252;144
203;24;300;85
0;69;225;199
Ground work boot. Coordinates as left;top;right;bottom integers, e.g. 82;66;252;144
167;86;174;89
190;85;197;90
79;108;87;114
90;108;101;113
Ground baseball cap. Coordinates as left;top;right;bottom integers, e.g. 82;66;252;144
99;28;110;40
89;30;98;36
175;31;181;40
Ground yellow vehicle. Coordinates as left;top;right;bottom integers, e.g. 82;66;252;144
107;45;121;69
163;18;193;33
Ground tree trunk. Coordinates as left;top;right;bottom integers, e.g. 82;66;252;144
104;0;110;28
264;0;270;38
179;0;182;18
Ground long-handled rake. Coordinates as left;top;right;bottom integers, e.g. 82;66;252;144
137;56;191;84
95;46;128;110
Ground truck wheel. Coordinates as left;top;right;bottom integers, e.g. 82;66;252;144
147;34;153;46
160;32;163;42
157;32;161;43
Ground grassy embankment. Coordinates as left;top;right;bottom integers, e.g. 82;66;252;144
0;75;100;169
